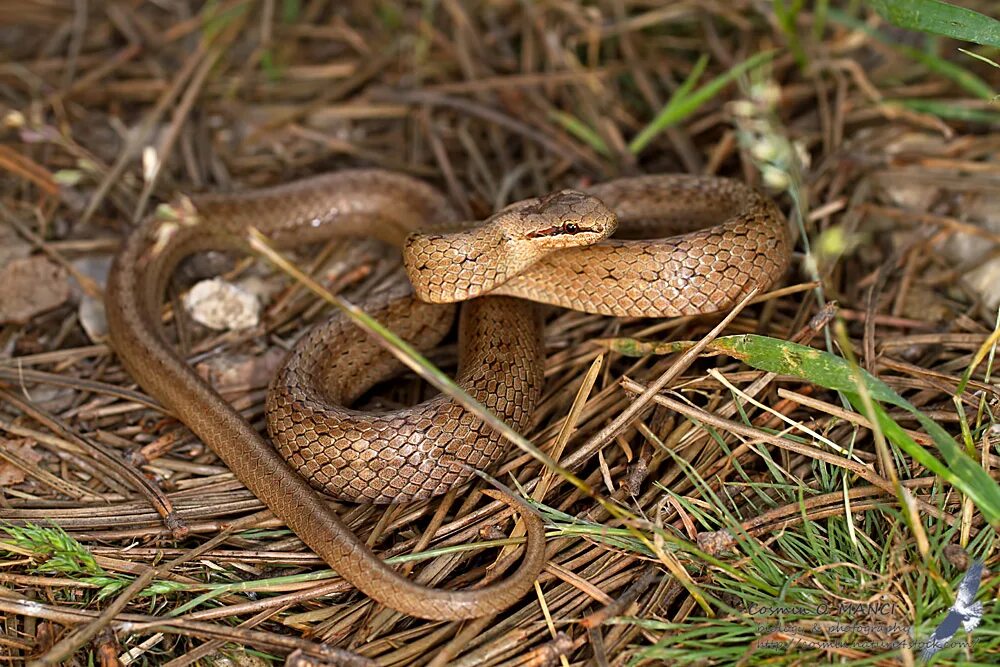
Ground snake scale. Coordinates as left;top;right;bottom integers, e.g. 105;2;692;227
105;170;790;620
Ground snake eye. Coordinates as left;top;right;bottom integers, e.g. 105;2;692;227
564;223;579;233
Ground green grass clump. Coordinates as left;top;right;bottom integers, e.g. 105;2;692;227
1;522;182;600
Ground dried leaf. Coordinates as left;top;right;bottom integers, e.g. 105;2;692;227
0;256;71;324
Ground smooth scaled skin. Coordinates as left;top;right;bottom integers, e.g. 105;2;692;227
104;170;789;621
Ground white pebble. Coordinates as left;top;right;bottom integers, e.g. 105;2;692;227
183;278;260;331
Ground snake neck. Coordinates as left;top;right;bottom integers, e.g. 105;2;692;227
402;230;529;304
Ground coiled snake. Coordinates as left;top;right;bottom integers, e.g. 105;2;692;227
105;171;789;620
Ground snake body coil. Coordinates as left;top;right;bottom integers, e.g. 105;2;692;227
105;171;789;620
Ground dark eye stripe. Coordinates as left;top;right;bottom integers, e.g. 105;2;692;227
524;224;593;239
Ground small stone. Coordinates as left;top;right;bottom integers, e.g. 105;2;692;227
696;529;736;556
183;278;260;331
195;348;286;391
0;224;31;268
942;544;970;571
79;295;108;342
73;255;113;343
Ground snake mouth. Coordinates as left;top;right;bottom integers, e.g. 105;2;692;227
523;223;601;239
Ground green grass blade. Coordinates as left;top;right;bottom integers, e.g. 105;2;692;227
628;53;708;155
892;98;1000;123
603;331;1000;525
281;0;301;23
629;50;776;155
548;110;611;156
774;0;808;68
830;8;996;99
712;334;1000;524
867;0;1000;47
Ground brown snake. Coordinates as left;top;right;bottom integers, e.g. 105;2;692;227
105;170;790;620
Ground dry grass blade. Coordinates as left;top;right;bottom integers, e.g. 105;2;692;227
3;1;1000;665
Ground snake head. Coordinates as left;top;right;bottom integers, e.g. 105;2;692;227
504;190;617;249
